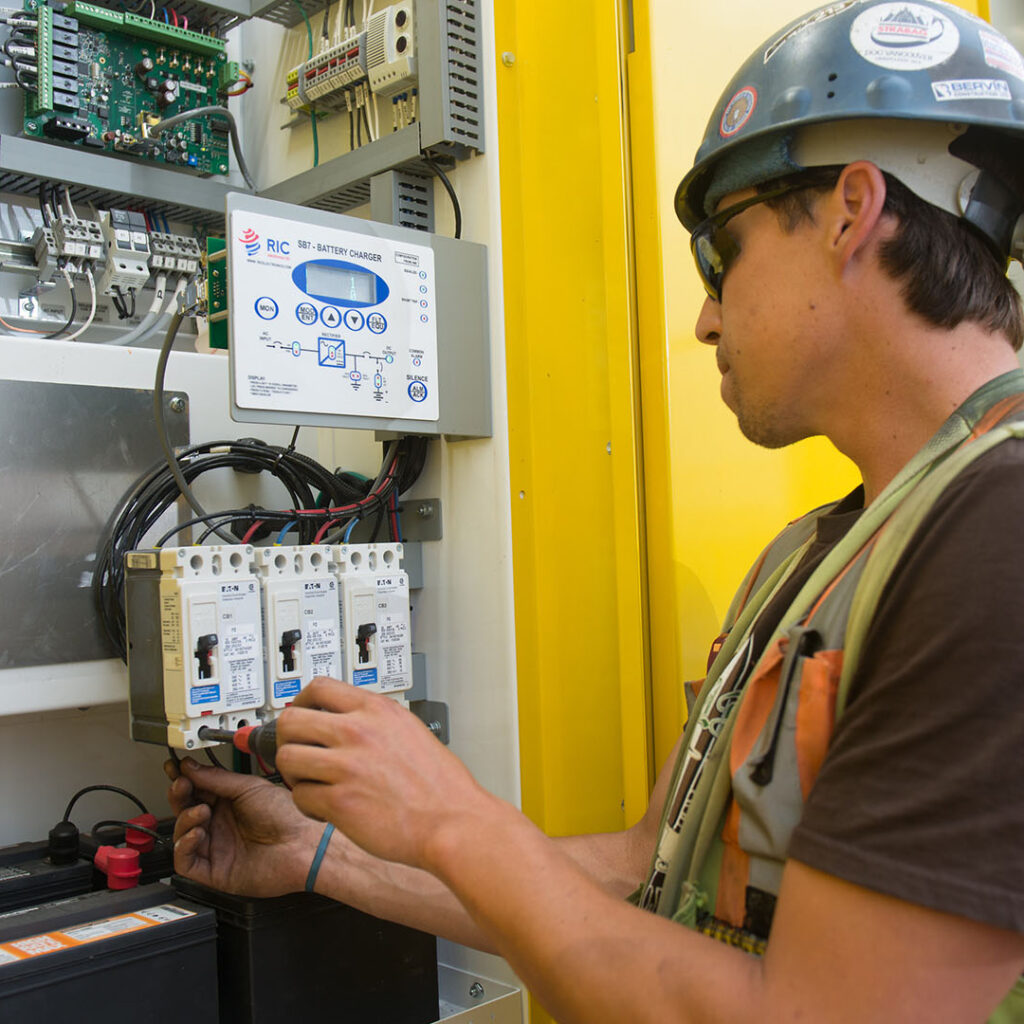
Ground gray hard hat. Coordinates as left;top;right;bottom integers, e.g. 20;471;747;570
675;0;1024;260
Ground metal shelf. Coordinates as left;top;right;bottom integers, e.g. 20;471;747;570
0;134;243;228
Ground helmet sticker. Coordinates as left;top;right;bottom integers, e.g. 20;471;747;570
980;29;1024;84
850;2;959;70
720;87;758;138
764;1;860;64
931;78;1011;102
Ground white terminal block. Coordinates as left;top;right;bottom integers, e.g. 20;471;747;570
330;543;412;697
253;545;341;713
130;545;266;749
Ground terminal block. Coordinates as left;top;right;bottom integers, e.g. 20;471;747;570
330;543;412;696
286;30;368;111
96;209;151;296
149;232;202;277
124;545;267;750
253;545;341;714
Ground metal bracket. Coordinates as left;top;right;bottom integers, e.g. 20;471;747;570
400;497;443;541
410;700;450;745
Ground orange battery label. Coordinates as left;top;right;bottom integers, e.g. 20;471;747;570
0;904;196;966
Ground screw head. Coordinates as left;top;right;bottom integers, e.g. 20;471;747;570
169;396;186;413
186;739;194;748
469;982;484;999
417;503;433;518
501;52;515;67
428;721;442;736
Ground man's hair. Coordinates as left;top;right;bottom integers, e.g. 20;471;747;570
757;166;1024;350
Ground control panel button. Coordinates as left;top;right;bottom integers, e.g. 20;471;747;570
367;313;387;334
344;309;364;330
320;306;342;328
296;302;317;325
255;297;279;320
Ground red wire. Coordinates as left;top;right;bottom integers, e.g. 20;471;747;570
241;520;264;544
313;518;339;543
171;7;178;26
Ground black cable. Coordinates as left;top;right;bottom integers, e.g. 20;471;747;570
422;154;462;238
44;270;77;338
361;103;371;144
154;311;236;543
38;180;50;226
111;287;128;319
63;784;149;823
349;95;355;150
205;747;226;770
126;287;136;319
95;434;429;658
91;819;161;840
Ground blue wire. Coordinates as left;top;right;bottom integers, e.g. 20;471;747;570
276;520;298;544
342;518;359;543
392;492;403;542
162;7;168;21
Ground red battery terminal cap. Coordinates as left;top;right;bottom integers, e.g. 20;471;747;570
125;813;159;853
95;846;142;890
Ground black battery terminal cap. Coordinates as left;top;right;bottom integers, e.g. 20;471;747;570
47;820;80;864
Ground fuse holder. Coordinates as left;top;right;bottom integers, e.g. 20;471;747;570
94;846;142;890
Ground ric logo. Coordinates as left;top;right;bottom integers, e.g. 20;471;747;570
238;229;291;257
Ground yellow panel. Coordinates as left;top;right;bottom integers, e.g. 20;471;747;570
493;0;650;837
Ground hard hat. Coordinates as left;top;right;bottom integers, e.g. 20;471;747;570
675;1;1024;261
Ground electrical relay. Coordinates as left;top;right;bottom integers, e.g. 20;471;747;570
125;545;266;750
126;543;413;750
331;543;412;696
17;0;236;174
253;545;341;713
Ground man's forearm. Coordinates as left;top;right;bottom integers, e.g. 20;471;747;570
312;826;499;950
310;823;648;952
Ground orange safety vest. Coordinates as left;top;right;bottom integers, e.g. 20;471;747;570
638;371;1024;1020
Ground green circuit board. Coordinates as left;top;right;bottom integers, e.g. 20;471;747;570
21;0;239;176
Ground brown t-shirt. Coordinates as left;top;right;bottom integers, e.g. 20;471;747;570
784;440;1024;934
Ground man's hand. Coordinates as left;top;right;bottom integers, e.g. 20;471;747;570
275;677;494;869
165;757;322;896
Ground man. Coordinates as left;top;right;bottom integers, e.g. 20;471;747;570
169;2;1024;1019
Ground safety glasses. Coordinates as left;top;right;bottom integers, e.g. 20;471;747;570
689;184;806;303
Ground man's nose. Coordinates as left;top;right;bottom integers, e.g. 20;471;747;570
695;295;721;346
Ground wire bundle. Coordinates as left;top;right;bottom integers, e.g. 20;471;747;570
94;433;427;660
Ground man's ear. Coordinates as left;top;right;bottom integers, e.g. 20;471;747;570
825;161;888;274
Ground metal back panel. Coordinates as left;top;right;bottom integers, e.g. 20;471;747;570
0;381;188;668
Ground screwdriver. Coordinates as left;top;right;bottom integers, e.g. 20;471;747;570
197;720;279;770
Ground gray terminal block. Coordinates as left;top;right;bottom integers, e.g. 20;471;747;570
226;192;490;439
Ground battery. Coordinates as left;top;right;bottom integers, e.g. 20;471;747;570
0;883;218;1023
0;840;92;913
173;877;438;1024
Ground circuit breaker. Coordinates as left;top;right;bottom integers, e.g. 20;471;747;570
252;545;341;714
125;545;266;749
330;543;412;696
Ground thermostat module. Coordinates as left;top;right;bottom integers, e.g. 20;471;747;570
226;193;490;438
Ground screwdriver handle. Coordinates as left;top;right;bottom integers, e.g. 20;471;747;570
233;719;279;769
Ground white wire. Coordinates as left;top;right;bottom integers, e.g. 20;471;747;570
372;93;380;140
110;271;168;346
61;269;97;341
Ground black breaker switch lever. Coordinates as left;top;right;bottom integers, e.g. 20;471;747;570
195;634;218;680
279;629;302;674
355;623;377;664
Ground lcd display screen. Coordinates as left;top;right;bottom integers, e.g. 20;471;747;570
305;263;376;304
